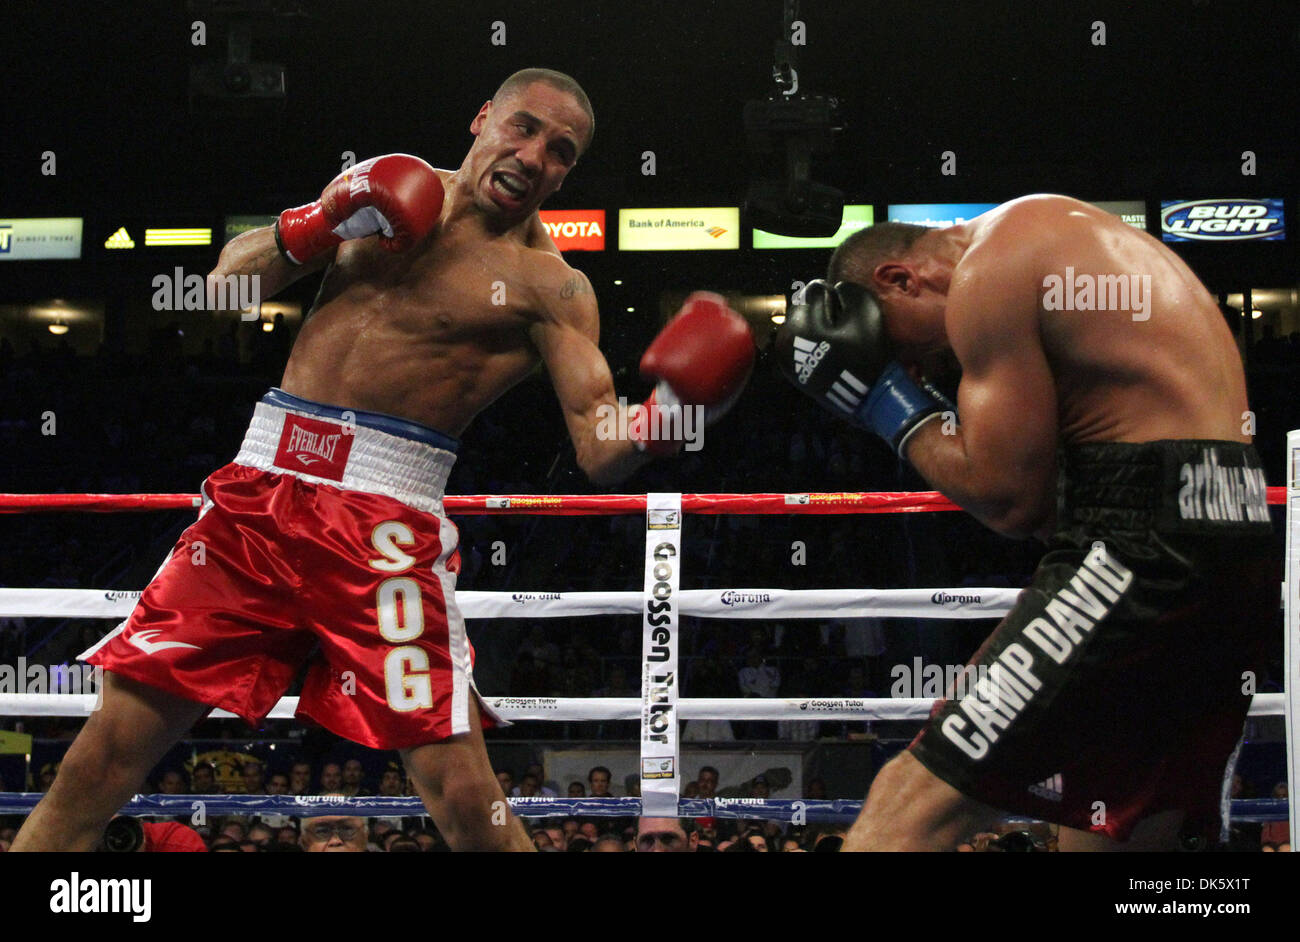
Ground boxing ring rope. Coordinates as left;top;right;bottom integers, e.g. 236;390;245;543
0;445;1296;831
0;792;1286;823
0;490;981;514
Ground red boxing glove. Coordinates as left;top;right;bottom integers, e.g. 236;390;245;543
633;292;755;455
275;154;445;265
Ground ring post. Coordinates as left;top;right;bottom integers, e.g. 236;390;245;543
1284;430;1300;847
639;493;683;817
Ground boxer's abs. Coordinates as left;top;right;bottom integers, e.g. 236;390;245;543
278;257;541;436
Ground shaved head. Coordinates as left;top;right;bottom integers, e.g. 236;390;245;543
493;68;594;150
828;222;929;287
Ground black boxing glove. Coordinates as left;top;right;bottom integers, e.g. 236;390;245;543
775;279;954;457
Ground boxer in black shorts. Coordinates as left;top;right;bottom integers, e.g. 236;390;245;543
776;195;1276;850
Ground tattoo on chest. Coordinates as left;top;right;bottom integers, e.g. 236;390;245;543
559;276;588;299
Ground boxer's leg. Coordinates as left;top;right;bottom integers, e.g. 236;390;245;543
12;671;208;851
401;697;534;852
844;751;1002;851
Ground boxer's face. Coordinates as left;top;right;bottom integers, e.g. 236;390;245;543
843;242;953;364
873;274;950;363
468;82;590;220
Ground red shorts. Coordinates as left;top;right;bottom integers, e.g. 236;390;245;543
83;388;502;750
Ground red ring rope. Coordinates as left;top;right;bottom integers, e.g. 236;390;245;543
0;488;1286;515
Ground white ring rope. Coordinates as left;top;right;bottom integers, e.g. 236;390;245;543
0;586;1022;620
0;692;1285;721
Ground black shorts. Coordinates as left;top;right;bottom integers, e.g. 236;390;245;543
909;440;1276;842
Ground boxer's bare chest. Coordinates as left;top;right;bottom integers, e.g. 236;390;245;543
317;227;541;342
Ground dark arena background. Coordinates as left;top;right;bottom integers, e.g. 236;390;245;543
0;0;1297;911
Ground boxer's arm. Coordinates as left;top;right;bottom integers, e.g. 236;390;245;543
206;226;336;312
529;266;652;485
904;272;1058;538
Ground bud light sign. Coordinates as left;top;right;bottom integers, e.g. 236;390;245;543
1160;198;1285;242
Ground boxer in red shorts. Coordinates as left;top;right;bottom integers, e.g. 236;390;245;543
13;68;754;852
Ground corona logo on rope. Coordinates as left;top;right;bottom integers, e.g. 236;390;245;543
511;592;561;604
719;590;772;607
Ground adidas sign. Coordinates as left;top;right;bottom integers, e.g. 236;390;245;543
792;336;830;384
1028;772;1063;802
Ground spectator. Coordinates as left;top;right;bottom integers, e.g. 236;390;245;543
260;771;293;828
341;758;369;797
191;762;219;794
588;765;613;797
509;651;551;697
241;758;266;795
1261;781;1290;848
561;819;581;844
696;766;719;798
738;647;781;739
246;823;274;848
511;764;556;798
739;647;781;697
158;769;188;795
319;762;343;793
514;772;541;798
300;813;368;853
591;834;624;852
378;763;405;797
568;782;585;797
289;761;312;796
518;624;561;669
635;817;699;853
495;770;514;796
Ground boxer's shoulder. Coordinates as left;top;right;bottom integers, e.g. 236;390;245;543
523;249;594;313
